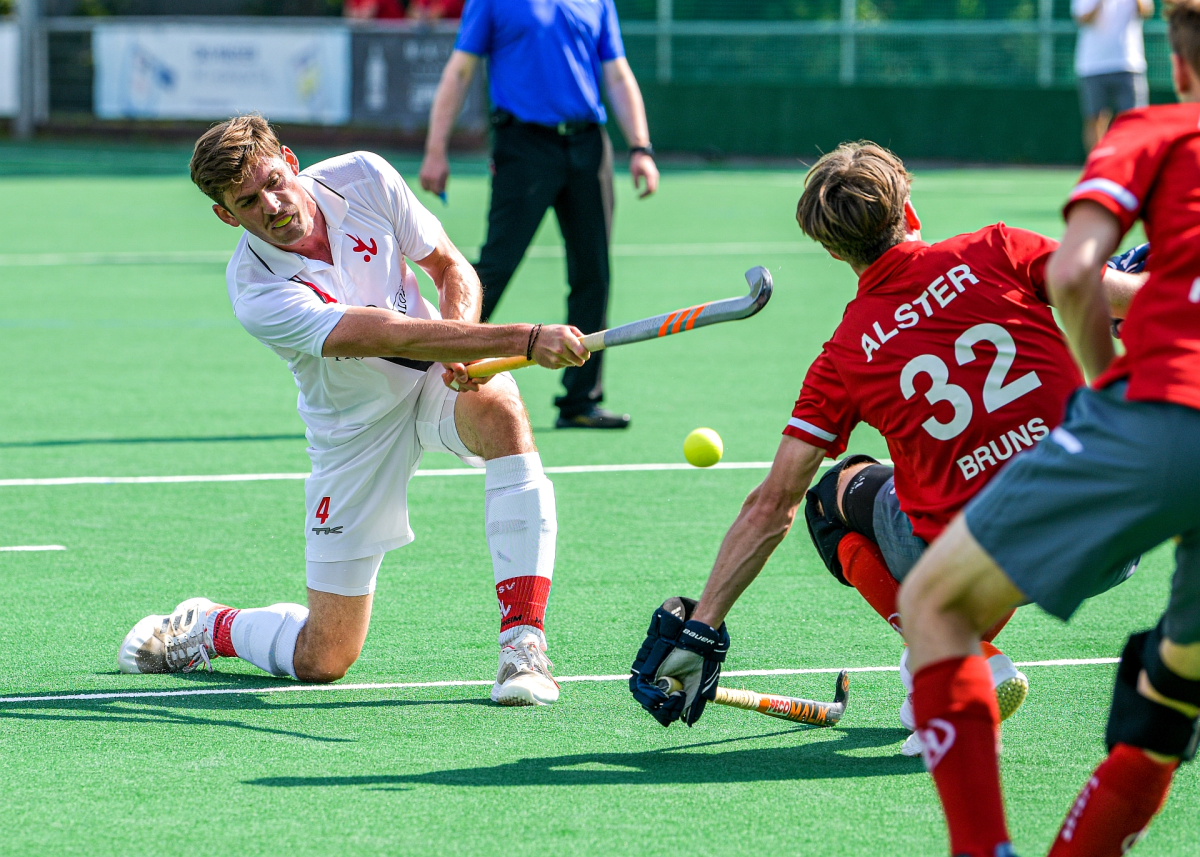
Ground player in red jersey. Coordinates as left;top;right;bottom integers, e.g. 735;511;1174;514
897;3;1200;855
626;141;1140;743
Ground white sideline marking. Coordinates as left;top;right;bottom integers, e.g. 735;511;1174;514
0;545;66;552
0;659;1117;705
0;460;897;488
0;242;819;268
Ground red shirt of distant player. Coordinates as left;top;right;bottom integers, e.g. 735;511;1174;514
1066;103;1200;411
784;225;1084;543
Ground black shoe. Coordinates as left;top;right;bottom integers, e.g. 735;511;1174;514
555;407;631;429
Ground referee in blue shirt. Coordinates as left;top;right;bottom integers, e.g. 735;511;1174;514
420;0;658;429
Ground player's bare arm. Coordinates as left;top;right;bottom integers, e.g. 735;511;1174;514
1102;266;1144;318
322;310;588;368
1046;200;1122;378
411;229;493;390
416;231;483;323
691;437;826;628
602;57;659;198
419;50;480;196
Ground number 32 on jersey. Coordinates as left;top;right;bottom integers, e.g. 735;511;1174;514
901;322;1042;441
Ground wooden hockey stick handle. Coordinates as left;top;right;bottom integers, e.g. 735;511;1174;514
714;685;843;727
466;330;606;379
654;669;848;727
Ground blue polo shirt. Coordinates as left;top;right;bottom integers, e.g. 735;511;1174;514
455;0;625;126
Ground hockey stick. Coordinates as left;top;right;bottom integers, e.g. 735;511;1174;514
655;669;849;727
465;266;773;379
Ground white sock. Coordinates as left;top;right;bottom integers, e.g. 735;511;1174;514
485;453;556;646
229;604;309;679
900;647;913;694
499;624;548;649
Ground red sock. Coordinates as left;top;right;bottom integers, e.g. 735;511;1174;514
913;656;1010;857
210;608;240;658
1048;744;1178;857
496;575;551;636
838;533;902;634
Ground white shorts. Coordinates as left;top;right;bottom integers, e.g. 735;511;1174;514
303;364;486;566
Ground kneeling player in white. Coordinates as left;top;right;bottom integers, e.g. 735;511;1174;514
118;115;589;705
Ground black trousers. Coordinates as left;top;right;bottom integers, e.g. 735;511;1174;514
475;121;614;416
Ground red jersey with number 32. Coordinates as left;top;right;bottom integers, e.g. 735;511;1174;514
1066;103;1200;410
785;225;1084;543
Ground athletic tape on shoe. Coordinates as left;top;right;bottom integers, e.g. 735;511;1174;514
1106;630;1200;761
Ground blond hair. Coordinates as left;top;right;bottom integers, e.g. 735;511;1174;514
189;114;283;208
1167;1;1200;77
796;142;913;269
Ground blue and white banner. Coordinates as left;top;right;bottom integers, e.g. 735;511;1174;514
94;24;351;125
0;23;17;118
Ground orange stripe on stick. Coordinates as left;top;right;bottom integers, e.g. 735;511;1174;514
658;311;683;338
682;303;708;331
671;305;700;334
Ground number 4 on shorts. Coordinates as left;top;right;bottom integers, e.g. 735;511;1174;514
315;496;331;524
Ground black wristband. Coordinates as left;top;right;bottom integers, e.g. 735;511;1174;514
629;144;655;158
526;323;542;361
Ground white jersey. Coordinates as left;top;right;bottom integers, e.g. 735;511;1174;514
226;151;444;451
1072;0;1147;77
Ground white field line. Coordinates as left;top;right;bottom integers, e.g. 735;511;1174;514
0;658;1117;705
0;460;895;488
0;242;819;268
0;545;66;552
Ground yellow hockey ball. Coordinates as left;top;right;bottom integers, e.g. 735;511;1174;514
684;428;723;468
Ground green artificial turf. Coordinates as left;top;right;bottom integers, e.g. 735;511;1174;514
0;146;1191;856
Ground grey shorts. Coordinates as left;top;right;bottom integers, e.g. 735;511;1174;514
965;382;1200;643
872;477;928;584
1078;71;1148;120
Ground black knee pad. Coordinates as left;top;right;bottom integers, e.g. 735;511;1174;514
1143;621;1200;707
1105;629;1200;761
840;464;895;544
803;454;878;587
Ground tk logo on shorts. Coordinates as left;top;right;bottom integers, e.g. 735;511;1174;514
312;526;343;535
348;234;378;263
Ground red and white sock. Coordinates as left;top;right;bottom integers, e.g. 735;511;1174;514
485;453;555;648
1048;744;1177;857
913;655;1011;857
838;533;902;634
204;603;308;678
207;607;239;658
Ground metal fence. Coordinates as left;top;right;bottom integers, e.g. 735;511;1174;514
620;1;1170;88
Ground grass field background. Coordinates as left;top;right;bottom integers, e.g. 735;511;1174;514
0;142;1193;855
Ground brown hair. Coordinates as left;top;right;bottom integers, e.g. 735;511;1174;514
796;141;913;269
189;114;283;208
1166;1;1200;78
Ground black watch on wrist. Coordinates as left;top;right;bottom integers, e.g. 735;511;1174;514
629;144;655;158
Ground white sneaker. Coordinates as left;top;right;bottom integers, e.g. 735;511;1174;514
897;646;1028;754
491;634;559;706
988;651;1029;722
901;730;925;757
118;597;217;674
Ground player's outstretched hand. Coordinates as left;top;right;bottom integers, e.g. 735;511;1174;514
532;324;590;370
629;596;729;727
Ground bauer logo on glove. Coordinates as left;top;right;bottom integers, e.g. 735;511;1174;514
628;596;729;727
